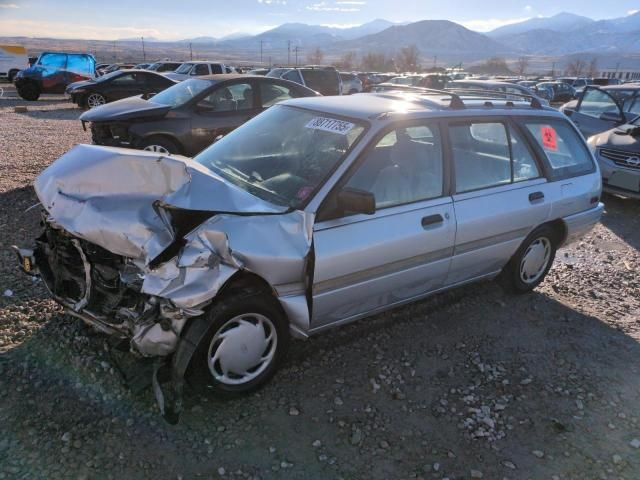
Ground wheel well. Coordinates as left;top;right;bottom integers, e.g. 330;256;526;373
217;271;276;301
542;219;567;246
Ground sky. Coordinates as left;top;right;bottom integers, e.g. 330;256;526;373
0;0;639;40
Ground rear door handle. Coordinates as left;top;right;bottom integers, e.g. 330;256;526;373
529;191;544;202
421;214;444;228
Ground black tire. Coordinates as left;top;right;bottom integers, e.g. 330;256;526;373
500;225;558;294
17;82;40;101
188;292;289;397
139;135;180;155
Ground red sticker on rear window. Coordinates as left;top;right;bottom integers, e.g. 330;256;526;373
540;126;558;151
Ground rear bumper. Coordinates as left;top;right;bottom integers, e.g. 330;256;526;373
562;202;604;246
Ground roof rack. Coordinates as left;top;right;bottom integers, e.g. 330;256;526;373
445;88;544;109
371;84;466;109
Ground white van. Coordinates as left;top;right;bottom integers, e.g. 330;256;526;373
0;45;28;82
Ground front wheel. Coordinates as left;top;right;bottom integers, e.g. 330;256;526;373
188;292;289;396
139;136;180;155
17;82;40;101
85;92;106;109
500;225;558;293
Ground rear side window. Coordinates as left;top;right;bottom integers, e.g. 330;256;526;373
450;121;540;193
260;82;299;108
283;70;303;84
66;55;92;75
210;64;224;74
193;64;209;75
524;120;595;178
301;69;339;95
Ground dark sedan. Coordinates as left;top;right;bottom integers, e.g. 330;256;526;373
66;70;178;109
80;74;320;156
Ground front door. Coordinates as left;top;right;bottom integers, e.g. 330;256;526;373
188;81;260;155
569;87;625;138
312;122;456;329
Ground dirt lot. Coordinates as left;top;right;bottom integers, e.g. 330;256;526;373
1;90;639;480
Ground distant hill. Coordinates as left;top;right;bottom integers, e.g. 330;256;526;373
333;20;512;61
488;12;594;38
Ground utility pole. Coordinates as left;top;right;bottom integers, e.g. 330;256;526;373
141;37;146;62
433;55;437;69
260;40;264;64
189;42;193;60
294;46;299;66
113;40;117;62
287;40;291;66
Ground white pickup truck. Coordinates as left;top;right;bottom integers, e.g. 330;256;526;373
0;45;28;82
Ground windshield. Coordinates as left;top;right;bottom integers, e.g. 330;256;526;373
175;63;194;74
194;105;366;208
150;78;211;108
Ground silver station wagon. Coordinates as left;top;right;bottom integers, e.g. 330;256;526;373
17;90;604;420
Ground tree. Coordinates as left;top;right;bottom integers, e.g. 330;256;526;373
470;57;512;75
336;51;357;70
307;47;324;65
361;52;393;72
566;58;586;76
395;45;420;73
515;56;530;76
588;57;599;78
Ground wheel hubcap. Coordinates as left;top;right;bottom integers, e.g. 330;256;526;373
87;94;105;108
520;237;551;284
143;144;169;154
207;314;277;386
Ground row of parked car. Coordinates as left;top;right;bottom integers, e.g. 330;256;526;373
10;50;640;202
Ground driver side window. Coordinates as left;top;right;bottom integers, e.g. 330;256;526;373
345;123;443;210
198;83;254;112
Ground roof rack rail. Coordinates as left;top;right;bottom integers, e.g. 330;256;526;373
445;88;544;109
371;84;466;109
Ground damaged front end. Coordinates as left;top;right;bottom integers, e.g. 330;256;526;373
19;144;314;423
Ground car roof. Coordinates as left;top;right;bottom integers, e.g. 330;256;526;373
601;84;640;91
281;91;558;121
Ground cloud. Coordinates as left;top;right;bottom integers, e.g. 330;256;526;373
0;3;19;8
460;17;531;32
306;1;360;11
524;5;533;12
321;23;361;28
0;19;164;40
335;1;366;4
257;0;287;4
629;9;639;15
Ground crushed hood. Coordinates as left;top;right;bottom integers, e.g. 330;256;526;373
34;144;285;262
79;96;171;122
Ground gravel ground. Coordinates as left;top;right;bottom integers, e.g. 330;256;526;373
1;92;640;480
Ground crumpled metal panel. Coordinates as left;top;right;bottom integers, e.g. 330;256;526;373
34;144;315;354
34;144;285;262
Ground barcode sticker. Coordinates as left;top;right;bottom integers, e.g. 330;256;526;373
305;117;355;135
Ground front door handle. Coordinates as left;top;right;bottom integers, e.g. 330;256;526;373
421;214;444;228
529;191;544;202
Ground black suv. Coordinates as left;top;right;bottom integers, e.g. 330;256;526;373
266;66;342;96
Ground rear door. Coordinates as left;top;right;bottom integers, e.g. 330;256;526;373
312;121;456;328
569;87;625;137
188;81;259;154
106;72;145;101
446;119;551;285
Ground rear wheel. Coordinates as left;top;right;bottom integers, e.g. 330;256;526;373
188;292;289;397
85;92;106;109
17;82;40;101
139;136;180;155
500;225;558;293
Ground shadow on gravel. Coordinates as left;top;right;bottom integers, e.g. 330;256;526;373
1;279;639;479
601;194;640;251
15;108;83;121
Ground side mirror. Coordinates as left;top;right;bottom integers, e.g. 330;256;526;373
600;111;624;123
337;187;375;215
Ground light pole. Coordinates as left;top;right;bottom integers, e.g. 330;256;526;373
141;37;146;62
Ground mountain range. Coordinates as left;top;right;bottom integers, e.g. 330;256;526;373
184;11;640;60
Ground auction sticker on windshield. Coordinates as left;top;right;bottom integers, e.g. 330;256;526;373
306;117;355;135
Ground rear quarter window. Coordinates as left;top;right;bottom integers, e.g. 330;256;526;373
524;120;595;179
